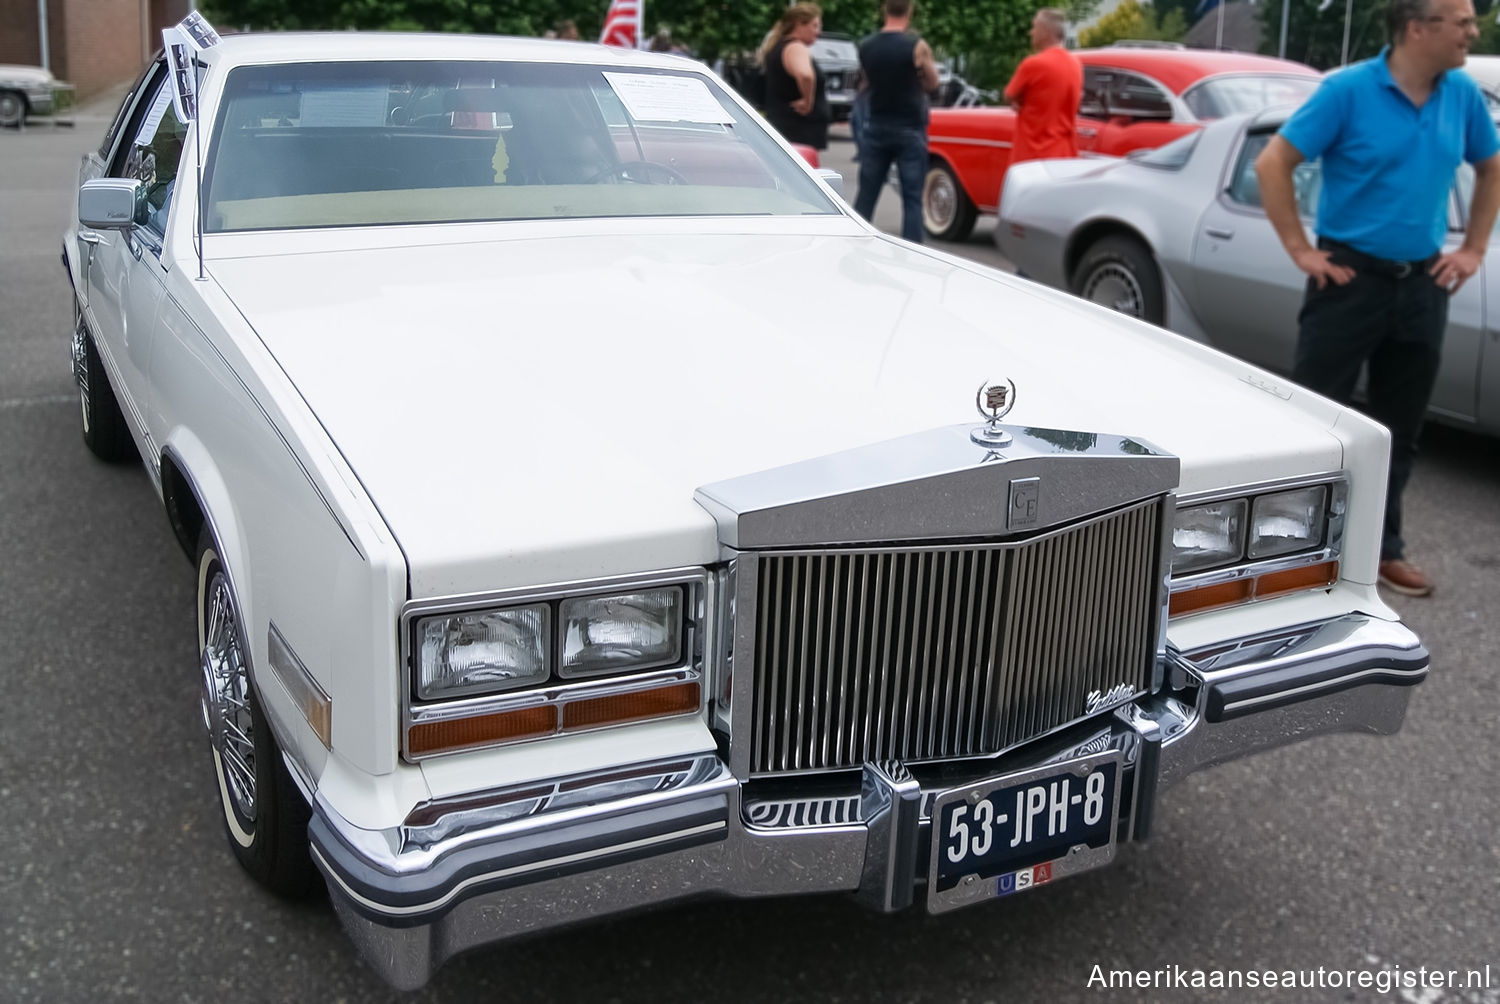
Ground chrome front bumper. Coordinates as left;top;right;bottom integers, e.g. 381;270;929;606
309;611;1426;989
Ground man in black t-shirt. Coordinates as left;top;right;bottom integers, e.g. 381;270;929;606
853;0;939;242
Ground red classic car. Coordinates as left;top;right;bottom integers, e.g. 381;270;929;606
923;45;1320;240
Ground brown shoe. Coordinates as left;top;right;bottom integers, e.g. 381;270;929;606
1378;559;1434;597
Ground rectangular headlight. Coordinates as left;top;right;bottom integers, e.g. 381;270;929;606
560;588;682;678
1171;499;1246;574
1249;485;1328;559
416;605;549;700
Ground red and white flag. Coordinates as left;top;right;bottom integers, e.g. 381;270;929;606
599;0;643;48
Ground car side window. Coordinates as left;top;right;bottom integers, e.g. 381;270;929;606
1226;130;1320;218
98;60;158;160
1105;72;1172;118
114;82;188;237
1452;162;1489;233
1080;67;1108;116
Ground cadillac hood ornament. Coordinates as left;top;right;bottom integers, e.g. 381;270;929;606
971;378;1017;447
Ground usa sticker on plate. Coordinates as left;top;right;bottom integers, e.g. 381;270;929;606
927;749;1122;915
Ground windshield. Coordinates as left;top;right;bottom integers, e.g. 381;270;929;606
204;60;837;233
1181;75;1319;119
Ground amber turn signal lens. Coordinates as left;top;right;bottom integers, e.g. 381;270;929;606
563;682;701;730
1170;560;1340;617
1255;560;1339;598
408;705;557;756
1169;579;1253;617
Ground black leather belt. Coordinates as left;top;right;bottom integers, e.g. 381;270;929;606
1318;238;1438;279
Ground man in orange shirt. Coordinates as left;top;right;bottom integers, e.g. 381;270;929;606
1004;8;1082;165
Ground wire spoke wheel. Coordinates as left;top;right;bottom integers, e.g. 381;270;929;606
74;332;91;433
193;533;315;898
201;570;256;825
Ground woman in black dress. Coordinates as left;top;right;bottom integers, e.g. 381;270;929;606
757;2;830;150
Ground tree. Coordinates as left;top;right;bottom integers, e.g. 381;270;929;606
1258;0;1390;69
1077;0;1186;48
201;0;1058;91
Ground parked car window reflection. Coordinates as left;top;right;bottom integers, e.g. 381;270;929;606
1131;130;1200;170
1082;69;1172;119
121;91;187;236
1453;162;1497;233
1227;130;1319;217
1181;75;1318;120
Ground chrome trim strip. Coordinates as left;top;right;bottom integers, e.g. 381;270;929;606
1174;470;1350;507
313;820;727;919
407;666;700;727
1219;665;1425;717
402;567;712;618
696;424;1179;550
1178;614;1428;723
928;136;1012;149
1168;547;1340;592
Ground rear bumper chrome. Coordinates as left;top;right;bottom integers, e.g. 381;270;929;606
310;611;1425;990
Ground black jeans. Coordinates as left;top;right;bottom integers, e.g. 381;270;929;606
1294;238;1448;561
853;121;927;244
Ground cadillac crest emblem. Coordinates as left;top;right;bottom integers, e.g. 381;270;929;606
971;377;1018;447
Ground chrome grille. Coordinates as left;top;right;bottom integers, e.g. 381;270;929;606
749;498;1164;775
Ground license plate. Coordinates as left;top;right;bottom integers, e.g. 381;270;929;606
927;751;1122;914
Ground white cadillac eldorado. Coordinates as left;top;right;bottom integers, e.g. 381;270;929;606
64;31;1428;989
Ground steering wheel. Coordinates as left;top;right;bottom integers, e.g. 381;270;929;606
587;160;689;185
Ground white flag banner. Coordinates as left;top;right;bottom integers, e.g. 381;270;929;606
179;10;222;51
163;27;197;122
162;14;221;124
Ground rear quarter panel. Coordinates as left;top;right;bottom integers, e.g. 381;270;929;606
928;106;1017;211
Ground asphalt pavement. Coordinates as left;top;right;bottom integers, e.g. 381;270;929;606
1;108;1497;1004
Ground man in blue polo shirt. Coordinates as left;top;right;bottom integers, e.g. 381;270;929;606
1255;0;1500;597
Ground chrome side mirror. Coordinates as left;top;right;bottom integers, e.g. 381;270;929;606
815;168;844;199
79;178;143;230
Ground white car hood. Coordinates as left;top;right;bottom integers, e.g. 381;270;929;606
211;230;1342;597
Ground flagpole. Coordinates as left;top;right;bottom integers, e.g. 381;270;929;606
1341;0;1354;65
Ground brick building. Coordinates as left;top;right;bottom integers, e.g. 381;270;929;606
0;0;190;100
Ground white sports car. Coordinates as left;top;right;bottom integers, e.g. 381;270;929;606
65;30;1427;989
